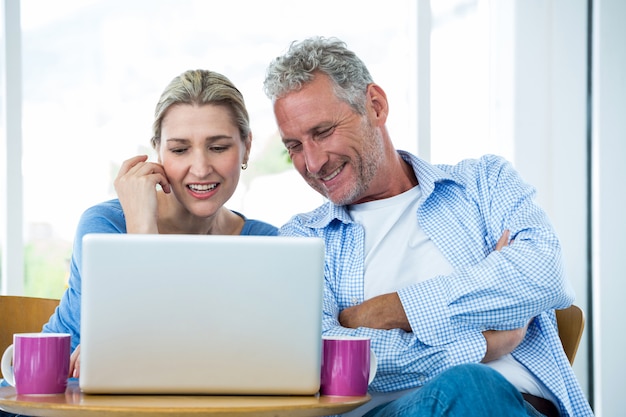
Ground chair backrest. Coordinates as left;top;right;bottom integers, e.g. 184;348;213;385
0;295;60;379
555;304;585;365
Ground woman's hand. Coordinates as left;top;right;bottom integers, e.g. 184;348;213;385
114;155;171;234
69;344;81;378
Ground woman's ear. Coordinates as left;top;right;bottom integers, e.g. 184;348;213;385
243;132;252;164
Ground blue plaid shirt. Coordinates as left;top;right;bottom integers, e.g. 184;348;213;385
280;151;593;417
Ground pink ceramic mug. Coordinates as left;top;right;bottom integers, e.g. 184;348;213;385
320;336;377;396
1;333;71;395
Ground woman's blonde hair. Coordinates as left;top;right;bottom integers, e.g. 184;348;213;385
151;69;250;150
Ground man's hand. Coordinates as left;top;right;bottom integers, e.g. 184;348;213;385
480;228;529;362
339;292;412;332
337;230;516;335
481;323;529;363
495;229;512;251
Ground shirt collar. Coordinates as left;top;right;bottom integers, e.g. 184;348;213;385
397;150;457;199
297;150;458;229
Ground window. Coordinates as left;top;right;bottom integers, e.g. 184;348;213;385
430;0;512;164
0;0;599;401
3;0;418;296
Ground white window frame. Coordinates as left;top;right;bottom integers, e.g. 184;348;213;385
1;0;24;295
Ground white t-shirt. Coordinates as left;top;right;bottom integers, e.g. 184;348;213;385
349;185;454;298
345;185;556;415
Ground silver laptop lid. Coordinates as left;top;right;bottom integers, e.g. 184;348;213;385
79;233;324;395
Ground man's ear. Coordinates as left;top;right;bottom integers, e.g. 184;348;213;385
366;83;389;125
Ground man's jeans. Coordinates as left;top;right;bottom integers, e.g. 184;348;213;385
363;363;553;417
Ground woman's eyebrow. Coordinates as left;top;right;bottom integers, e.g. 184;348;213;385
165;135;234;143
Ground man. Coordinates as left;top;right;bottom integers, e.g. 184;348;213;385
263;37;593;417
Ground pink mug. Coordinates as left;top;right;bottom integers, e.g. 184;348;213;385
320;335;377;396
1;333;71;395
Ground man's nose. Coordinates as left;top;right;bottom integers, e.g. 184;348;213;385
303;142;328;175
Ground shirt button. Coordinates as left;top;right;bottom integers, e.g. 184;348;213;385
351;298;359;305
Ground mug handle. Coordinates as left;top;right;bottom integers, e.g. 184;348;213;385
368;348;378;384
1;344;15;387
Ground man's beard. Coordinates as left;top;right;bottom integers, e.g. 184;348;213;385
310;119;385;206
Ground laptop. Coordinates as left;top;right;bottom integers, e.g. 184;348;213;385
79;233;325;395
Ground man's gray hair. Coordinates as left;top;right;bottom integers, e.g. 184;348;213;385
263;36;374;115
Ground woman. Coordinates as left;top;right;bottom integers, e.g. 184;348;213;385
42;69;278;378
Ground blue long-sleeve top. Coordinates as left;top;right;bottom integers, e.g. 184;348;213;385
43;199;277;351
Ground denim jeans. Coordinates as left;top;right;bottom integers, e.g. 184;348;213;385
363;363;550;417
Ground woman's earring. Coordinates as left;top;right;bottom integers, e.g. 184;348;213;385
241;162;248;170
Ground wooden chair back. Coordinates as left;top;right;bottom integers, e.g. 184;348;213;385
555;304;585;365
0;295;60;379
0;297;585;378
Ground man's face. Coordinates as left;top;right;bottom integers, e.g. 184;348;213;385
273;74;386;206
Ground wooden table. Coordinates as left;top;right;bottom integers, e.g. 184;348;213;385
0;380;370;417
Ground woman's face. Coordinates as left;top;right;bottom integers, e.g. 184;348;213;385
158;103;250;218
